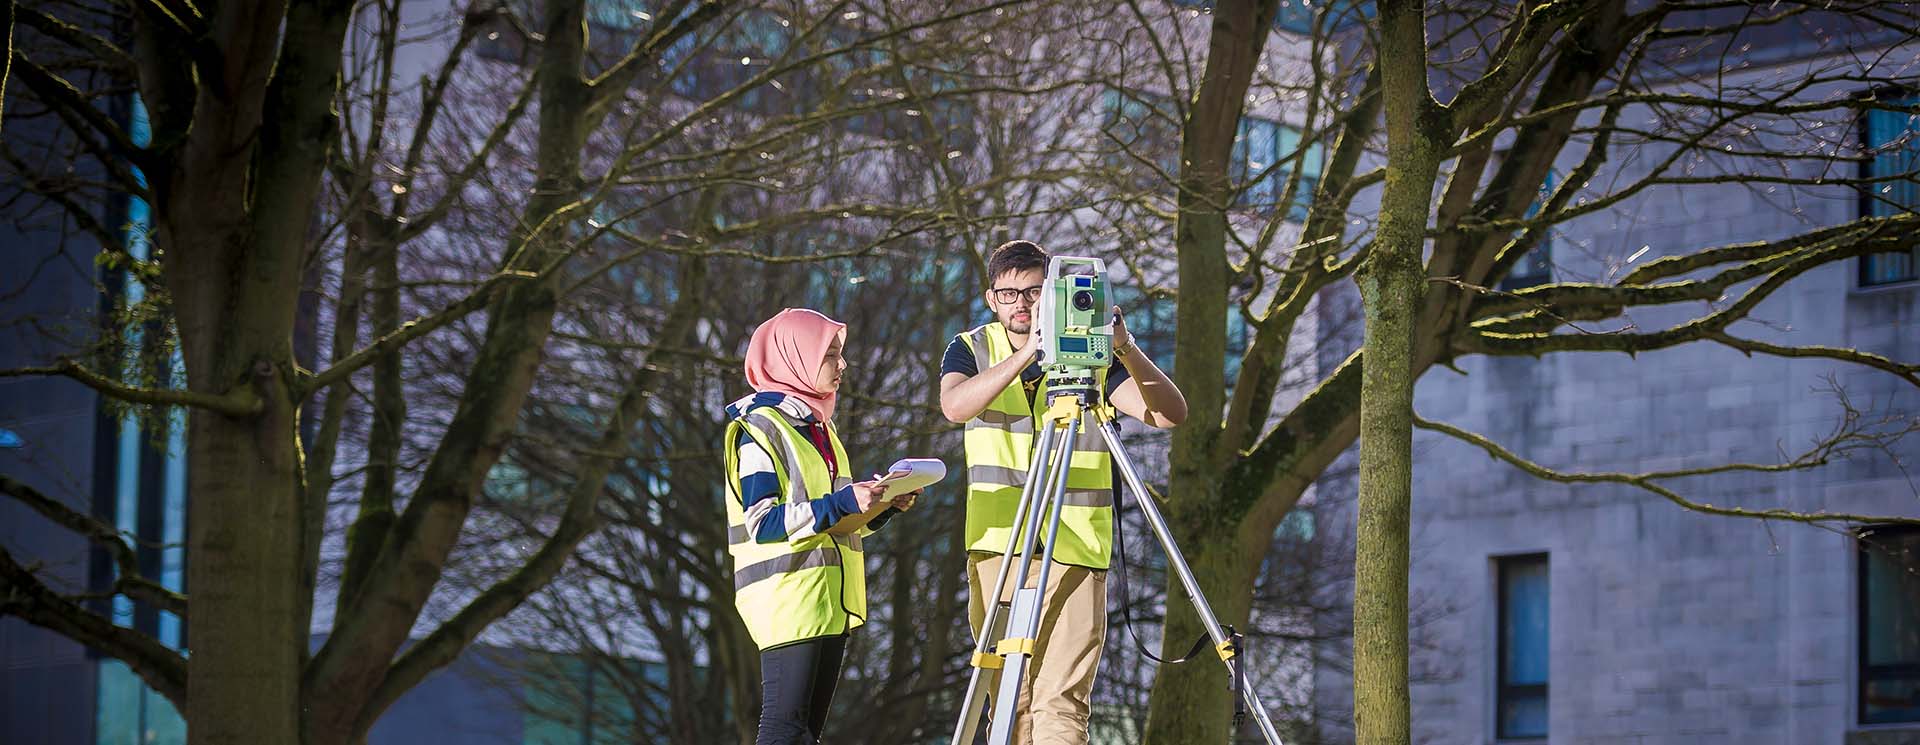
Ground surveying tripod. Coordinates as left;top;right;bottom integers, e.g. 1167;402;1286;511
948;387;1286;745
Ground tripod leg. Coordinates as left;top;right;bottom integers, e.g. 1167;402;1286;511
949;419;1062;745
987;417;1081;745
1097;422;1288;745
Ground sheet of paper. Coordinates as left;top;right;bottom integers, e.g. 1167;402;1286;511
873;457;947;494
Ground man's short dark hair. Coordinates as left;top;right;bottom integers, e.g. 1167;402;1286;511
987;240;1049;285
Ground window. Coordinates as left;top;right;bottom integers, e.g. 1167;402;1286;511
1233;117;1323;222
1103;87;1324;222
667;10;800;116
1106;286;1249;385
588;0;654;30
1275;0;1375;35
93;92;189;745
1101;88;1183;185
96;660;185;745
1498;168;1558;291
1859;526;1920;725
1860;90;1919;286
1497;553;1549;739
474;12;530;65
522;653;644;745
1277;507;1313;542
1171;0;1374;33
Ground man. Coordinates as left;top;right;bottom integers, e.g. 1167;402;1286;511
939;240;1187;744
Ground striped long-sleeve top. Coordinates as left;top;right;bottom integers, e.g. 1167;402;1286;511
726;392;896;543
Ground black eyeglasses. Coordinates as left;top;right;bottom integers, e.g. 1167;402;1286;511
990;285;1044;305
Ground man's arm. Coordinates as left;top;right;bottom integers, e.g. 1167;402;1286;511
940;341;1036;424
1105;309;1187;429
1107;348;1186;428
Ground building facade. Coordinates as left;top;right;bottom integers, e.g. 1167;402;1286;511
1310;25;1920;745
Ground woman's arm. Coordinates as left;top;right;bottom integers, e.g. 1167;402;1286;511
736;432;873;544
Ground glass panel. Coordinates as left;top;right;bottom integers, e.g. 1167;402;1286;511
523;655;586;745
95;660;185;745
160;401;187;648
1288;174;1317;224
1864;677;1920;725
1270;127;1322;221
1275;0;1315;34
1102;88;1182;186
1277;508;1314;541
1499;168;1557;289
1502;559;1549;685
1499;555;1549;738
1862;95;1919;285
588;1;654;30
1863;529;1920;723
1499;691;1548;739
1863;532;1920;667
1232;119;1253;186
1244;119;1279;207
112;415;140;627
1276;1;1374;34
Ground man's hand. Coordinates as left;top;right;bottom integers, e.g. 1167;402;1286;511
1111;306;1136;359
1016;325;1043;361
890;489;922;511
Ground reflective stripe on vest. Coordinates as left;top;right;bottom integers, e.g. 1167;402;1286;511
724;408;865;649
958;322;1115;569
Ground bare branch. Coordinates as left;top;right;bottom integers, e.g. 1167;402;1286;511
302;270;538;395
365;255;709;722
8;52;152;193
16;5;136;75
1461;216;1920;353
1416;415;1920;528
0;474;187;616
0;547;187;707
1710;333;1920;390
1444;0;1594;127
0;361;264;417
585;0;725;113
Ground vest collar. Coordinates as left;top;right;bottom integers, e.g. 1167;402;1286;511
725;392;819;424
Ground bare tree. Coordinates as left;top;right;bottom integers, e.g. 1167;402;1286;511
9;2;1918;744
0;1;1009;742
1065;1;1920;743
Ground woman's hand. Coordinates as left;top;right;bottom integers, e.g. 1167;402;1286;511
850;480;891;512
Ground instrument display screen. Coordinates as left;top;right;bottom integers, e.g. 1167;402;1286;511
1059;337;1089;353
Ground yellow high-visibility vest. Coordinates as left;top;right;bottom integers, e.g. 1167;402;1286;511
724;406;865;649
958;322;1114;569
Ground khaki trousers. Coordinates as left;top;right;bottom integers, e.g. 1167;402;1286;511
967;553;1107;745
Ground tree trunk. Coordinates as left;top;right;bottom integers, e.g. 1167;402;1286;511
184;380;305;745
1140;512;1259;745
1148;0;1278;740
1354;2;1439;743
159;0;352;740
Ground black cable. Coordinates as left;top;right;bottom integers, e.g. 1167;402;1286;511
1108;426;1214;666
1107;421;1254;739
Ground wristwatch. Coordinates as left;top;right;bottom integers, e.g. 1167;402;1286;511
1113;338;1139;362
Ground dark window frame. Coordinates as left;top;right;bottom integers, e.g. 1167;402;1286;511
1858;525;1920;726
1856;85;1919;287
1496;553;1550;740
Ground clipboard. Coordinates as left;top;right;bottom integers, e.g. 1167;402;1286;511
872;458;947;494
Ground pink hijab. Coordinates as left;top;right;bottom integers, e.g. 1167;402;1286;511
745;308;847;422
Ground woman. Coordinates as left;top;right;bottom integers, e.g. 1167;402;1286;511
723;308;919;744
